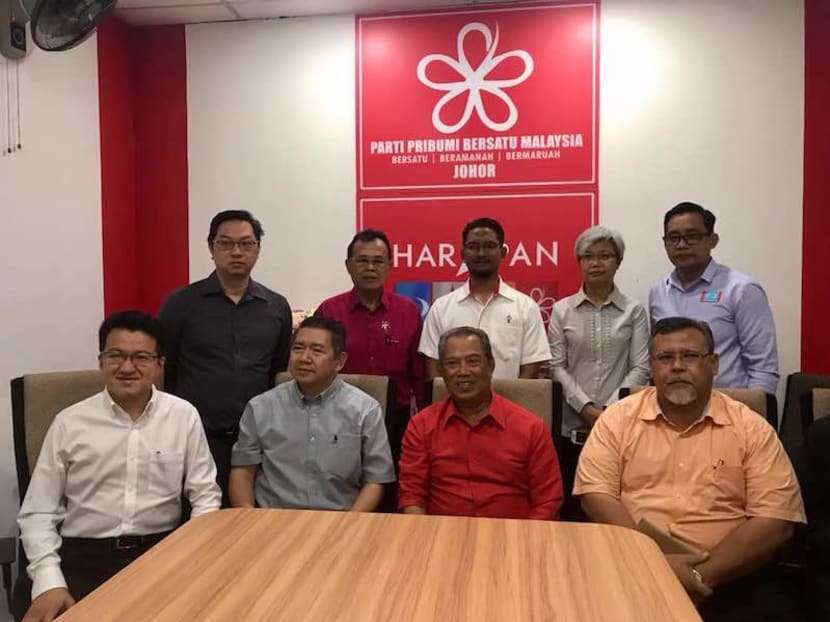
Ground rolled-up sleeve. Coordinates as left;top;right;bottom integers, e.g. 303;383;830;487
361;403;396;484
231;402;263;466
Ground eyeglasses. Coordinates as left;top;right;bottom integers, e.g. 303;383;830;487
464;242;501;253
651;351;712;366
99;350;160;367
213;238;258;252
353;257;388;269
662;232;709;247
579;252;616;263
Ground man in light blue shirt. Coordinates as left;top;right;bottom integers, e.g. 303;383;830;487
649;202;779;395
228;317;395;511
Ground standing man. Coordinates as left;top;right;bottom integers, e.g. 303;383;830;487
228;317;395;512
400;327;562;519
16;311;220;622
314;229;424;461
419;217;551;379
575;317;804;621
159;210;292;506
649;202;778;395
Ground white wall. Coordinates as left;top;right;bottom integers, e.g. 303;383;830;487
187;1;804;406
599;0;804;407
0;39;104;535
187;15;357;306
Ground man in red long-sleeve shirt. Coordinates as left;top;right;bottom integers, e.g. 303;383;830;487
398;326;563;519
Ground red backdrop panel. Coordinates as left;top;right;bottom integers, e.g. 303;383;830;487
357;3;598;191
802;0;830;373
97;20;189;316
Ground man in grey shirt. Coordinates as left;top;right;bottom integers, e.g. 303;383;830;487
228;317;395;511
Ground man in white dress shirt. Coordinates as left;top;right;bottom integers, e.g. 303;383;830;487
16;310;220;622
419;217;551;379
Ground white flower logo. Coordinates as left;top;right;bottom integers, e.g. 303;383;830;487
416;22;534;134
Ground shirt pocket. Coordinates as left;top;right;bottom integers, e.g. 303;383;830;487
492;323;522;362
707;464;746;509
320;434;362;483
149;451;185;496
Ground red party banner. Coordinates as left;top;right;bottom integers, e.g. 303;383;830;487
356;3;598;191
359;193;594;324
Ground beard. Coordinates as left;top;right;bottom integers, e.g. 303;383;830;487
467;264;497;278
662;382;698;406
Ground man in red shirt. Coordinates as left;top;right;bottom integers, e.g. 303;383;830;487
315;230;424;413
398;326;563;519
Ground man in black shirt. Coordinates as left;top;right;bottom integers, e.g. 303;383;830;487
159;210;292;506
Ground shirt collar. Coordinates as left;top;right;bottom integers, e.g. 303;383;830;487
440;391;507;429
462;278;515;302
202;271;268;302
289;376;344;405
348;289;389;311
103;385;157;420
639;388;730;427
572;285;626;311
668;258;719;290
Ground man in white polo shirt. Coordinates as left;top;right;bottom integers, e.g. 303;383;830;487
419;217;551;379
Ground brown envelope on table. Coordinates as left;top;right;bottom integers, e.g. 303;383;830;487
637;518;703;556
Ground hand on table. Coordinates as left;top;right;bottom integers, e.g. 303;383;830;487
23;587;76;622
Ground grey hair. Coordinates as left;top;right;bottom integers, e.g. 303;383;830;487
574;225;625;264
437;326;494;363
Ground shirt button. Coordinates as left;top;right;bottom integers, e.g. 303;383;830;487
310;435;315;442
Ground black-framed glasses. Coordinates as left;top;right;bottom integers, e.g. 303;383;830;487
651;351;713;366
99;350;160;367
213;238;258;252
662;232;709;247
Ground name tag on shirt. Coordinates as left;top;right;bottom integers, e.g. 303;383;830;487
700;290;722;303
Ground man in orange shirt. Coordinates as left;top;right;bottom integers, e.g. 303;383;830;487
574;317;805;621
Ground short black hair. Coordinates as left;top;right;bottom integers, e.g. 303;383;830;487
438;326;495;363
649;317;716;354
99;310;165;355
346;229;392;260
207;210;265;244
293;316;347;356
462;217;505;246
663;202;716;235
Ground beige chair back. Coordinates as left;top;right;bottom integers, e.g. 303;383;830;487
626;385;769;420
12;370;106;492
812;388;830;422
431;378;553;430
275;372;392;417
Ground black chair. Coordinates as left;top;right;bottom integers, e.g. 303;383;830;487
781;373;830;458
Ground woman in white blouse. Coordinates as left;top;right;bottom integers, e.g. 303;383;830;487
549;225;650;440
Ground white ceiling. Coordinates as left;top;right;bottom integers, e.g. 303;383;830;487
114;0;524;27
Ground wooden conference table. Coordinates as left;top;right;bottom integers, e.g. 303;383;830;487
58;509;701;622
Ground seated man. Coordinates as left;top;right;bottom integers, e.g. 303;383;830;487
574;317;805;622
228;317;395;511
17;311;221;622
399;326;563;519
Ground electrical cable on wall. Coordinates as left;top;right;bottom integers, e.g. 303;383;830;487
15;58;21;150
